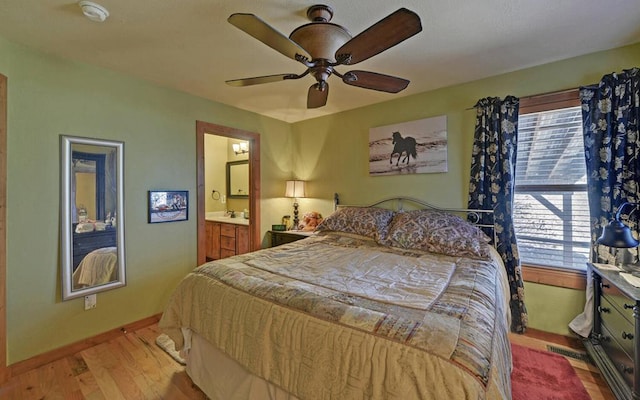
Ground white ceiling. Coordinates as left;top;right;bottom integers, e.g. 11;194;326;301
1;0;639;123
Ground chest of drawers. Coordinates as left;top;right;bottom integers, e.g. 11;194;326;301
72;228;117;271
586;263;640;400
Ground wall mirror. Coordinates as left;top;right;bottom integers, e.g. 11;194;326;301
60;135;125;301
227;160;249;198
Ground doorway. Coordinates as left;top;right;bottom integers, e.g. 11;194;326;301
195;121;261;265
1;73;8;380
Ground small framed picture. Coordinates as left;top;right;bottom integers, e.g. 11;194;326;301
148;190;188;223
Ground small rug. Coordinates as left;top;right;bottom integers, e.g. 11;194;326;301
511;343;590;400
156;333;186;365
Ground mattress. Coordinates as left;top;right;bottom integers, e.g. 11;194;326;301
160;232;511;399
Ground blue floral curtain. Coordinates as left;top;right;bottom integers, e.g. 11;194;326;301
468;96;527;333
582;68;640;264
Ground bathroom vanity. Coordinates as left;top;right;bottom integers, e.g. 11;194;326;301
205;213;249;260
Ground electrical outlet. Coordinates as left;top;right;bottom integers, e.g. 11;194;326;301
84;294;97;310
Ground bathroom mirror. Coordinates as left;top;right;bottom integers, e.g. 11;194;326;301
60;135;125;301
227;160;249;198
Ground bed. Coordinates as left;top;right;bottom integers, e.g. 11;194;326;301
72;246;118;288
159;198;512;399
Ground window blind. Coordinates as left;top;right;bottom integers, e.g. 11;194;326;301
514;106;590;270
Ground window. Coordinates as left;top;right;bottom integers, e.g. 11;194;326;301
513;90;590;271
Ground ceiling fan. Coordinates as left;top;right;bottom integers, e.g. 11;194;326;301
225;5;422;109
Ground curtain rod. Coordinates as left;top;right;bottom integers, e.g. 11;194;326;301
519;87;579;101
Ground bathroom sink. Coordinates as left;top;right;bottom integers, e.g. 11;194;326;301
205;212;249;225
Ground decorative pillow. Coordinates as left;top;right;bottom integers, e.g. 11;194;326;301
383;210;492;259
315;207;395;241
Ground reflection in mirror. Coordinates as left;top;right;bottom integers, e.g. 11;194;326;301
60;136;125;301
227;160;249;198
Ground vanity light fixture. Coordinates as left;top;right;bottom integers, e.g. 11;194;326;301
79;1;110;22
233;142;249;155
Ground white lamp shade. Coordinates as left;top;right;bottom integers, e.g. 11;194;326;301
285;180;306;198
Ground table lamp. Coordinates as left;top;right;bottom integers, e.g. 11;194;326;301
597;202;640;248
597;202;640;270
285;180;306;230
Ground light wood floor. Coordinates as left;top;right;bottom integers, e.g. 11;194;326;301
0;324;207;400
0;323;616;399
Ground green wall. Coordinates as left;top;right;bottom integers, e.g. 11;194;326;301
292;42;640;213
524;282;587;334
291;42;640;335
0;35;293;364
2;32;639;364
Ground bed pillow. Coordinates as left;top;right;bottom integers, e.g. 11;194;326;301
383;210;492;259
315;207;395;241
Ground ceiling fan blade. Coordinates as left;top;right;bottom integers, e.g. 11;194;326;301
335;8;422;65
228;13;311;61
342;70;409;93
307;82;329;108
226;73;296;87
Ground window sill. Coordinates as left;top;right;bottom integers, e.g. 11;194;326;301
522;264;587;290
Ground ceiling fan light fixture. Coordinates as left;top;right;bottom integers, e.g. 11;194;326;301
289;22;351;61
79;1;109;22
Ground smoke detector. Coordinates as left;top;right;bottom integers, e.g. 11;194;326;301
79;1;109;22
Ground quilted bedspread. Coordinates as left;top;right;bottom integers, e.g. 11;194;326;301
159;233;512;399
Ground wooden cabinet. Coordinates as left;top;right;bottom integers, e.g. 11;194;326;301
236;224;250;254
205;221;221;260
206;221;249;261
586;263;640;400
220;223;236;258
269;230;311;247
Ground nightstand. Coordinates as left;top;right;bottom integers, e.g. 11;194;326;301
269;230;313;247
585;262;640;400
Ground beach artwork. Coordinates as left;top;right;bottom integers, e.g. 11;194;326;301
369;115;448;176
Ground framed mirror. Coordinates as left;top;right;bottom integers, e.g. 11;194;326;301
227;160;249;198
60;135;125;301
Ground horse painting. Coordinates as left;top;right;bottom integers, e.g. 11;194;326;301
390;131;417;166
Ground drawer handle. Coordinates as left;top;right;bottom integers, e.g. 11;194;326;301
601;282;611;289
624;303;635;310
621;365;634;374
598;306;611;313
622;331;634;340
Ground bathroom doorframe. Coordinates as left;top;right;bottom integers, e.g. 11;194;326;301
195;121;261;265
0;74;8;382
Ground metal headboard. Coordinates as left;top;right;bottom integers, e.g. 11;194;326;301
334;195;497;245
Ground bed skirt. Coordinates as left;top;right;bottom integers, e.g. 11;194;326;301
187;330;300;400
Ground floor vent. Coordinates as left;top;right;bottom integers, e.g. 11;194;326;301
546;345;593;364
